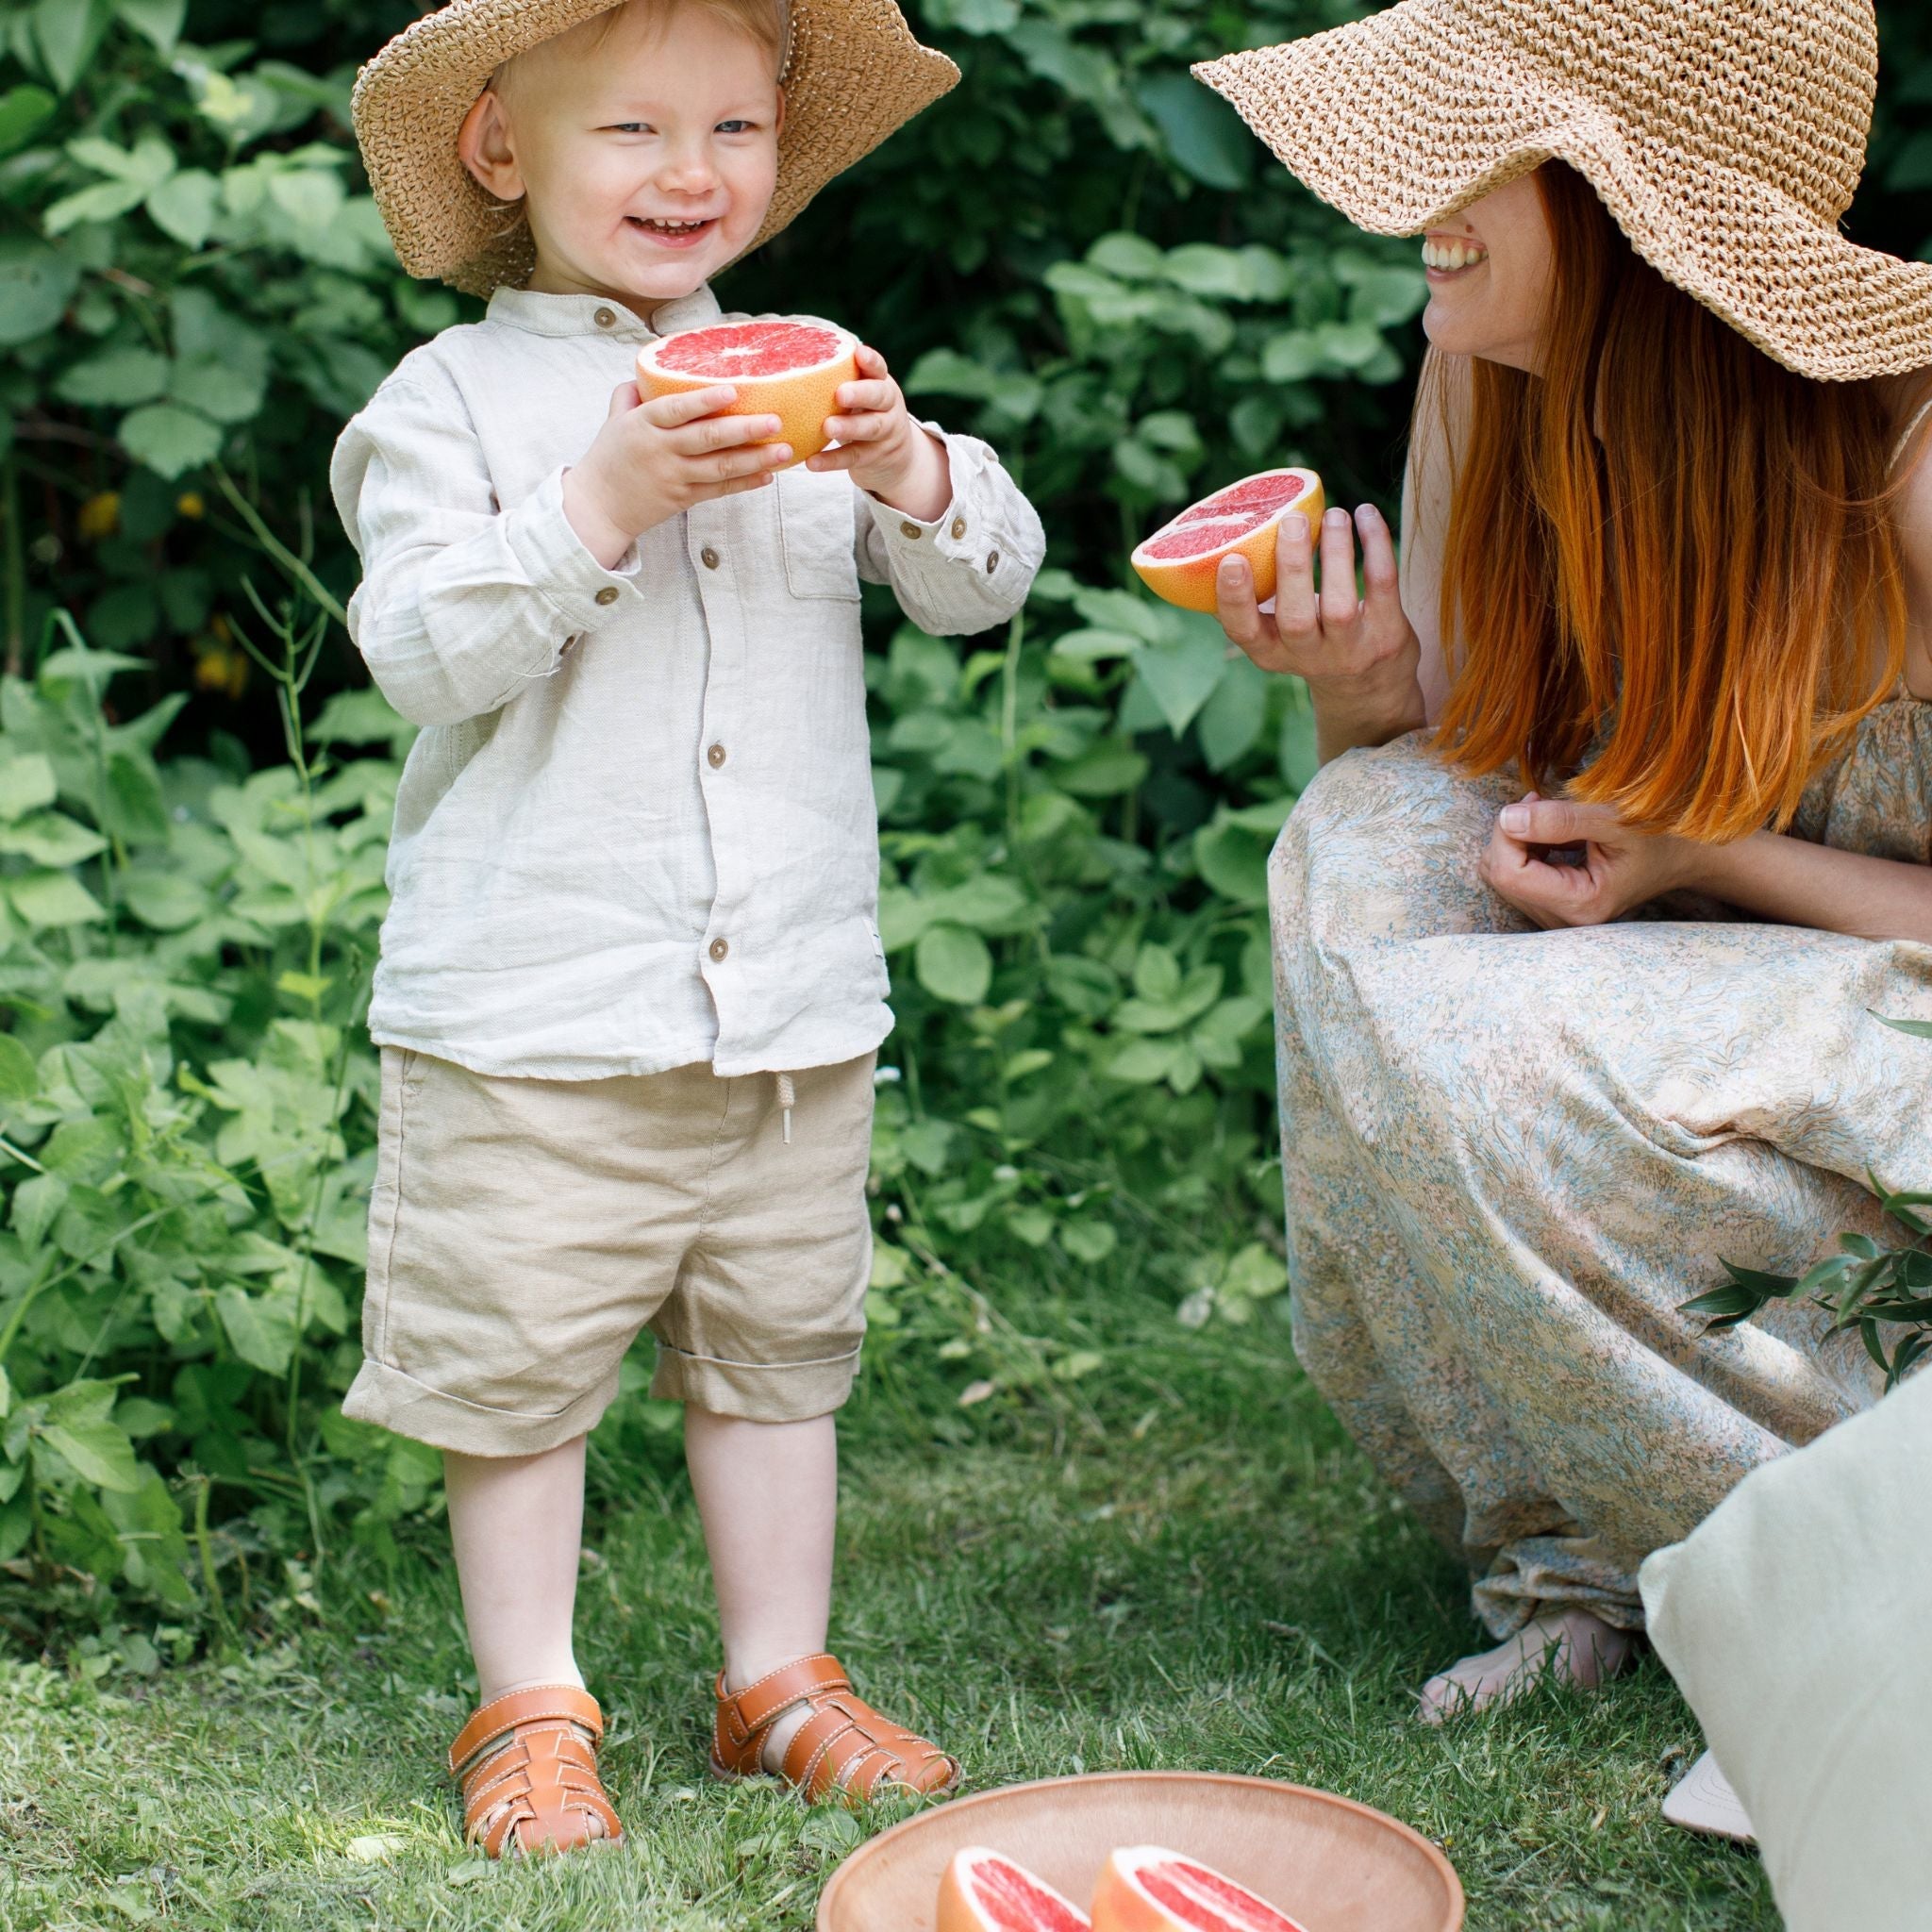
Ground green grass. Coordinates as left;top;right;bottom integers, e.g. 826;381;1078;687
1;1257;1775;1932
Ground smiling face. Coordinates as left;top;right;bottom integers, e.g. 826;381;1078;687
458;0;784;314
1417;170;1556;372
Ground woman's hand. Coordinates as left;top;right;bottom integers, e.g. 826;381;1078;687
1214;502;1426;763
1479;793;1699;928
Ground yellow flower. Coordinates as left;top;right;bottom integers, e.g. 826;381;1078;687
175;491;205;520
77;491;121;541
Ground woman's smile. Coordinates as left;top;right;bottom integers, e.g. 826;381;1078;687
1422;233;1491;278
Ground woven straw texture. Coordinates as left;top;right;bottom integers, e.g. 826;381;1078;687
353;0;958;297
1194;0;1932;383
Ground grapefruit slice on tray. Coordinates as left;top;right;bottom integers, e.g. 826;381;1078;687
637;318;859;464
1091;1845;1310;1932
937;1847;1092;1932
1130;468;1324;613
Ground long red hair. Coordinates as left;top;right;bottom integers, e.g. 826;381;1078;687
1424;162;1925;841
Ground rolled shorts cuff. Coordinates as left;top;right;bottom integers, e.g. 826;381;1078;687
648;1339;861;1422
341;1356;622;1457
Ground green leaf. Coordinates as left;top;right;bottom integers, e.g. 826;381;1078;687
1878;1015;1932;1039
6;871;105;928
1052;739;1148;798
10;1172;67;1248
0;85;57;157
1133;945;1183;1004
33;0;113;93
168;353;265;425
100;751;169;842
0;239;80;345
0;810;108;867
0;753;58;820
0;1035;38;1104
43;177;151;234
215;1284;298;1374
41;1418;142;1492
915;924;993;1006
1133;628;1231;738
114;0;186;52
118;403;223;479
267;166;345;230
1134;73;1253;191
1058;1219;1117;1264
54;347;171;408
146;169;220;249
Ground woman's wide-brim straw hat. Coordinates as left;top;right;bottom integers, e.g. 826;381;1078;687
1193;0;1932;384
354;0;959;297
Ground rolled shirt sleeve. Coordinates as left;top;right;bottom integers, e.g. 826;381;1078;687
329;370;644;727
855;423;1045;637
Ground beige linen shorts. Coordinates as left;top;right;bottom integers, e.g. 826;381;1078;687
341;1048;876;1456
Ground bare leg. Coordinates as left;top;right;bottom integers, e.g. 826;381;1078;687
1416;1607;1638;1724
444;1436;587;1701
685;1407;838;1772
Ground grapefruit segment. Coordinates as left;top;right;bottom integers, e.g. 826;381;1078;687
938;1847;1092;1932
636;318;860;465
1130;468;1324;613
1090;1845;1309;1932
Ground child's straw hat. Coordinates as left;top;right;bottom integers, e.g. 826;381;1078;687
1193;0;1932;383
353;0;958;297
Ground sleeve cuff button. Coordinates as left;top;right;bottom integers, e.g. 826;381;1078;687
594;586;620;606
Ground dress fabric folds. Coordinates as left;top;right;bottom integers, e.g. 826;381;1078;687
1269;701;1932;1633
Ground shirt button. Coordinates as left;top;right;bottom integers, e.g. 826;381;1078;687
707;742;726;768
701;546;721;569
950;516;967;540
899;520;923;540
594;307;617;327
708;937;729;962
985;549;1001;573
594;585;620;606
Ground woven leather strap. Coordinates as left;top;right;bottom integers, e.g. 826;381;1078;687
710;1652;958;1804
449;1684;622;1857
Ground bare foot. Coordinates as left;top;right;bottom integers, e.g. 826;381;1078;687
1415;1608;1637;1724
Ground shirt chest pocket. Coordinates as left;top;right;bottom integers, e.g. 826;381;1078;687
774;468;861;603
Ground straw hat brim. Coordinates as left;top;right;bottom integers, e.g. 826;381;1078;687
1193;4;1932;384
354;0;960;298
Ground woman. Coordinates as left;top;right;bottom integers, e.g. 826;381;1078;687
1195;0;1932;1730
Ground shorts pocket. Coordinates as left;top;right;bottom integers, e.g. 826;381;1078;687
776;468;861;603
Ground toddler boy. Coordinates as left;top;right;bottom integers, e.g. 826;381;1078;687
333;0;1042;1854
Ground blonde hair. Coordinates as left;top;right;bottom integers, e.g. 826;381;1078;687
492;0;790;102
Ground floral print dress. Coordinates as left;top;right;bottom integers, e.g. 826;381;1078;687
1269;694;1932;1635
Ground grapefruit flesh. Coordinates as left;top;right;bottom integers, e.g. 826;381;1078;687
636;318;859;465
937;1847;1092;1932
1130;468;1324;613
1090;1845;1309;1932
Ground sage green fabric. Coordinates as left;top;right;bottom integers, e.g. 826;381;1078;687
1640;1371;1932;1932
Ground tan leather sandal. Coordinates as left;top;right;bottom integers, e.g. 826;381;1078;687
448;1683;624;1857
710;1651;959;1804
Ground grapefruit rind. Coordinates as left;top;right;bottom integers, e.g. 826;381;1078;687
937;1846;1092;1932
1129;468;1324;614
636;319;860;466
1090;1844;1309;1932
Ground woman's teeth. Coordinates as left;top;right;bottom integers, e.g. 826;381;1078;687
1422;239;1488;272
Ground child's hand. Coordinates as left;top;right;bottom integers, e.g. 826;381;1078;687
563;381;792;567
806;344;951;522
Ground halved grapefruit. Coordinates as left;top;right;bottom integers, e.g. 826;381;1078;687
937;1846;1092;1932
1090;1845;1309;1932
1130;468;1324;613
636;317;859;465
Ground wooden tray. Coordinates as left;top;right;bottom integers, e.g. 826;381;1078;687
817;1771;1463;1932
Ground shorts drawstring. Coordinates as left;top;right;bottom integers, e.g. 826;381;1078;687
775;1073;795;1144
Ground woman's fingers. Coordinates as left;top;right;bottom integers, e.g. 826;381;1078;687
1274;512;1318;637
1357;503;1399;605
1318;507;1358;627
1496;797;1619;844
1214;553;1275;658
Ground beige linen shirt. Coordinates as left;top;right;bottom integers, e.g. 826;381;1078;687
330;284;1043;1079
